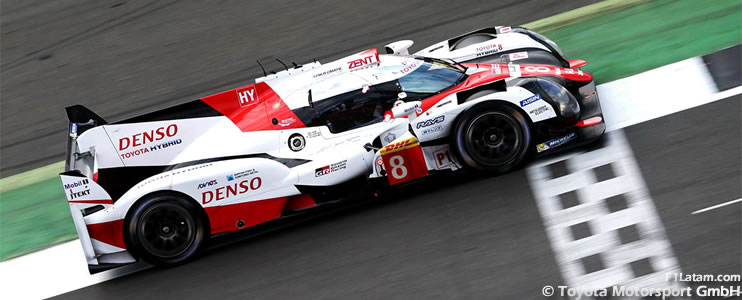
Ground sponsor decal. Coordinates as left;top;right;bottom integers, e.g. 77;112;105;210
119;138;182;160
475;43;502;52
278;117;296;127
520;93;541;107
562;68;584;76
348;55;376;69
400;61;420;74
69;123;78;138
492;65;502;74
499;26;512;33
433;149;453;168
382;139;413;153
64;179;89;190
416;115;445;129
227;168;258;182
529;105;550;115
69;189;91;200
312;67;341;78
421;125;442;135
475;43;502;57
119;124;178;151
383;132;396;143
536;132;577;153
289;133;306;152
315;160;347;177
306;130;321;138
201;177;263;205
509;51;528;61
508;64;521;77
197;179;218;189
524;66;552;73
236;86;259;107
376;157;384;166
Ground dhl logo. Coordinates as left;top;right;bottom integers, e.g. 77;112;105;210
380;137;419;155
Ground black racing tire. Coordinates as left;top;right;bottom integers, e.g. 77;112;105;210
452;103;532;173
125;193;207;266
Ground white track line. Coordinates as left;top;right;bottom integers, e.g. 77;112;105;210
691;198;742;215
527;130;688;294
0;240;150;300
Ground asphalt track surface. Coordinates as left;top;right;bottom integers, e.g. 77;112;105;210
0;0;598;177
50;96;741;299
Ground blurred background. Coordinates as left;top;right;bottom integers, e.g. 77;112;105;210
1;0;740;299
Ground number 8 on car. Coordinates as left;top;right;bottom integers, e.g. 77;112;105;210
380;137;429;185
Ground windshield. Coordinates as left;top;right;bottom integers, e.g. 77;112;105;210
397;60;466;96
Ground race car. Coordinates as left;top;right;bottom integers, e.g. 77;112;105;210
60;26;604;273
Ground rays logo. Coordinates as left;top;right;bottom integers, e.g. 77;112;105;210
197;179;218;189
416;116;445;129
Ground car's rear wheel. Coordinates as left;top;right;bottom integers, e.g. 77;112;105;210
125;194;207;266
453;104;531;173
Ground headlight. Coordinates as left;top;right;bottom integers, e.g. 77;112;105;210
536;78;580;119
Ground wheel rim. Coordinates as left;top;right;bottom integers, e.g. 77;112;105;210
464;111;523;167
138;202;196;259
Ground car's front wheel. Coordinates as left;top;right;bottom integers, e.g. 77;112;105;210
452;104;531;173
125;194;207;266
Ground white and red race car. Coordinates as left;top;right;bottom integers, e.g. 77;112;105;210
60;26;604;272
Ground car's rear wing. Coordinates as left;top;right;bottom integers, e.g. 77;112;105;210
64;105;107;176
61;105;115;269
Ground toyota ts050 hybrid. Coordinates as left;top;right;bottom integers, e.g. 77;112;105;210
60;26;604;273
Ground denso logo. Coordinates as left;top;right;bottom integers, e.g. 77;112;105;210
348;55;375;69
119;124;178;151
201;177;262;205
237;86;258;107
416;115;445;129
64;179;88;190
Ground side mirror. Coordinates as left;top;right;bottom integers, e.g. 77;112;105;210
391;101;422;119
384;40;414;55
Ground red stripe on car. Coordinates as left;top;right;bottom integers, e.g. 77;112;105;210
204;197;288;234
69;199;114;205
87;219;126;249
201;82;305;132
